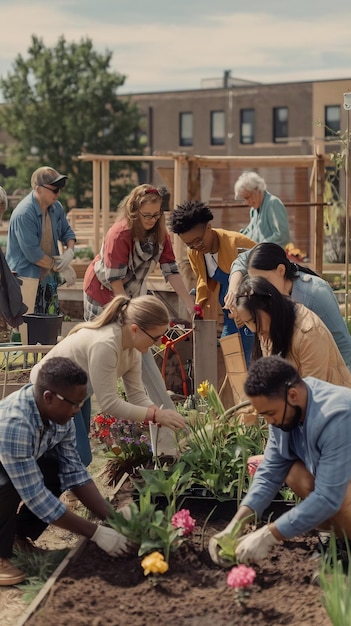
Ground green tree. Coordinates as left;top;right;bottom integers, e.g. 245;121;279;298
0;35;143;208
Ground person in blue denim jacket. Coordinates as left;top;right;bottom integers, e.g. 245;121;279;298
6;166;76;314
209;355;351;565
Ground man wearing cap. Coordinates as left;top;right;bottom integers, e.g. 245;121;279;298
6;166;76;314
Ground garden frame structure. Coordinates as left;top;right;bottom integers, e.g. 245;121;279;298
77;152;329;275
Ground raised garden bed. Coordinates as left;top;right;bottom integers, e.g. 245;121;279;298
20;486;330;626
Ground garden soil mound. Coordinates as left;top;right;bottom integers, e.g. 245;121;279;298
25;497;331;626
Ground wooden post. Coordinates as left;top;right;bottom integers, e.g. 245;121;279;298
193;319;217;390
101;159;110;241
315;155;325;275
92;159;101;256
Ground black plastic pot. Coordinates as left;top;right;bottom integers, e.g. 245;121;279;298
23;313;63;345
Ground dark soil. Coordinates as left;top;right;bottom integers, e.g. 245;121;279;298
25;488;331;626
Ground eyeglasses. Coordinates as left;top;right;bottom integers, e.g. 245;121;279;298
184;224;208;249
40;185;61;194
139;210;162;221
46;390;86;409
139;327;165;343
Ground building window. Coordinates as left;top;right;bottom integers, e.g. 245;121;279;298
273;107;288;143
240;109;255;144
210;110;225;145
179;112;193;146
325;105;341;137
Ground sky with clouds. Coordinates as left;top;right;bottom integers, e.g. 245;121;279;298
1;0;351;97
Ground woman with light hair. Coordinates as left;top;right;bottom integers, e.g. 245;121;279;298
31;294;187;467
83;184;195;453
234;171;290;249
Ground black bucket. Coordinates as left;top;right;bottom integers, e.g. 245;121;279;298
23;313;63;345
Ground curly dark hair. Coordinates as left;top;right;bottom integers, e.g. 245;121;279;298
169;200;213;234
244;355;302;399
236;275;296;360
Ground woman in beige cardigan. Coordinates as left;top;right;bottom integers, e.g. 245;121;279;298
235;275;351;387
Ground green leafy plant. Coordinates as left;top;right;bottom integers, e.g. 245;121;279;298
107;463;194;563
215;519;248;567
319;533;351;626
177;384;267;503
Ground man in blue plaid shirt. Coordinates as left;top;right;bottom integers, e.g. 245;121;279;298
0;357;129;586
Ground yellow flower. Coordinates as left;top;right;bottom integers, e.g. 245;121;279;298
141;551;169;576
197;380;210;399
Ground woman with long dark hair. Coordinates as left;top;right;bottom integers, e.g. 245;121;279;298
235;275;351;386
226;242;351;369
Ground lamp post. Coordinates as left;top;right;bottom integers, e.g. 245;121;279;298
343;93;351;323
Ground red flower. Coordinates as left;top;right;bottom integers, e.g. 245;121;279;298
193;304;203;319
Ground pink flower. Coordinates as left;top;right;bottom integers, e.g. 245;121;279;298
247;455;263;476
171;509;196;536
227;564;256;589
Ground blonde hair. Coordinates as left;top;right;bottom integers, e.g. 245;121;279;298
68;294;169;335
0;187;8;212
116;184;167;244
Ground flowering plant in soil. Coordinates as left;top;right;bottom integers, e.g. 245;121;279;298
91;414;152;485
227;564;256;605
106;463;195;564
176;382;268;503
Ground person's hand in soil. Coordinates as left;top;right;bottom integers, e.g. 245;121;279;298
208;505;254;566
91;526;131;557
235;524;280;564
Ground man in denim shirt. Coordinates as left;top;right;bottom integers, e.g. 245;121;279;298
209;355;351;564
0;357;129;586
6;166;76;314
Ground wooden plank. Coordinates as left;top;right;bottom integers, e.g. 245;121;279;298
193;319;217;390
14;538;87;626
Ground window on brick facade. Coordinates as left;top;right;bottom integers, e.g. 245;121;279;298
179;112;193;146
210;110;225;145
273;107;288;143
240;109;255;144
325;105;341;137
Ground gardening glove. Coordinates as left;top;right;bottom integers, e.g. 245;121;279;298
235;525;280;564
60;264;77;287
90;525;130;557
208;525;241;567
53;248;75;272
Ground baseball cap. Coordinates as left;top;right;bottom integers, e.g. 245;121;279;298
31;166;67;189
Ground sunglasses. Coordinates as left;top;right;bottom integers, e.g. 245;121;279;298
40;185;61;194
46;389;86;409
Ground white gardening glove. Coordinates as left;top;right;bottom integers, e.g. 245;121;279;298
90;525;130;557
61;264;77;287
235;525;280;564
53;248;75;272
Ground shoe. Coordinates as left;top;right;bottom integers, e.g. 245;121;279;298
0;558;26;586
13;535;44;554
